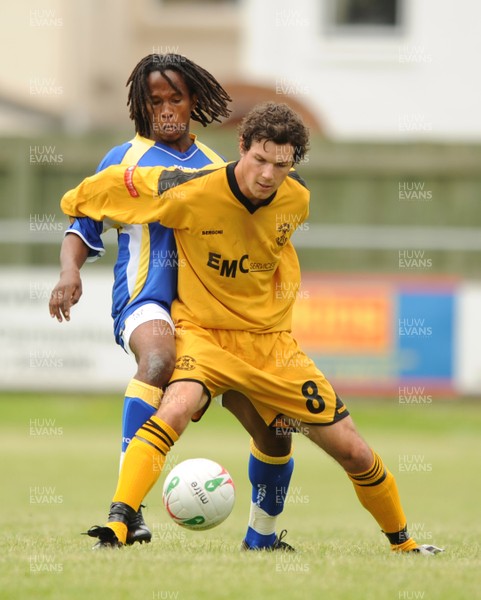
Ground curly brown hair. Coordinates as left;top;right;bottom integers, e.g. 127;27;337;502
238;102;310;164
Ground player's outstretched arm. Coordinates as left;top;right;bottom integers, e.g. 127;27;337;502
49;233;89;322
60;165;164;224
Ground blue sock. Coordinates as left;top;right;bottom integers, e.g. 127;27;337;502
120;379;162;469
121;397;156;453
244;441;294;549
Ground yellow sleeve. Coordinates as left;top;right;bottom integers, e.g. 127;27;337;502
60;164;165;224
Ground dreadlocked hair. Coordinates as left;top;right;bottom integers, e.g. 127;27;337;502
126;54;232;137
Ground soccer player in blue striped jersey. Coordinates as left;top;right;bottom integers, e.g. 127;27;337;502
49;55;294;550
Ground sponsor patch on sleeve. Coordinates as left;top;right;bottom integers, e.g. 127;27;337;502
124;165;139;198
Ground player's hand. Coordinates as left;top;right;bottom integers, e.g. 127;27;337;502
49;269;83;322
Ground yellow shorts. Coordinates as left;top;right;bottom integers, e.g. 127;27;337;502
170;321;349;427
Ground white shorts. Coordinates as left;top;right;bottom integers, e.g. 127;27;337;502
121;303;175;356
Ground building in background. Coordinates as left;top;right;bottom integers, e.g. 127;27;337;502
242;0;481;140
1;0;481;139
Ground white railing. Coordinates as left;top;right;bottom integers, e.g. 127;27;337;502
2;220;480;251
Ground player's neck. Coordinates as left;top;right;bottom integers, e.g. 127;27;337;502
148;131;194;154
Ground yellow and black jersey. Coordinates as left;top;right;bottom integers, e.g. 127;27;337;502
61;162;309;333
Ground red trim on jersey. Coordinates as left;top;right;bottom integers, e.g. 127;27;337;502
124;165;139;198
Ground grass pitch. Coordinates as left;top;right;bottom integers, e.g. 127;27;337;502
0;393;480;600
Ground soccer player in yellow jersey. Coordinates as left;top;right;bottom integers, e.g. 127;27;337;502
61;101;442;555
50;54;294;551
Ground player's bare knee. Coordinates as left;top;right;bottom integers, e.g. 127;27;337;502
147;350;175;384
157;391;195;433
253;430;292;457
160;382;206;421
136;350;175;387
336;439;373;472
302;418;372;471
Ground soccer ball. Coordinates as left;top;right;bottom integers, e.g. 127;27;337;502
162;458;235;530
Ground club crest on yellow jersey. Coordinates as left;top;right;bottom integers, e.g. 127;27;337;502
275;222;292;247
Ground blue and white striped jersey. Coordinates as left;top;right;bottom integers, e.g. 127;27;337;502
66;133;225;344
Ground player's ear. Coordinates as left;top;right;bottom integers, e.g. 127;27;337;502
239;137;246;156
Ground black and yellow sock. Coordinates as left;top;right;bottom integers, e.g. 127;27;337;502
107;416;179;544
347;450;417;552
